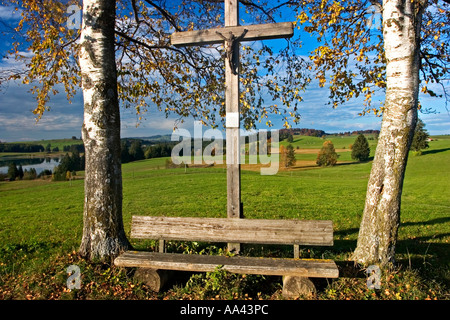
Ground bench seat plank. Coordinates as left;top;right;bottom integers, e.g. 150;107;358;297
114;251;339;278
131;216;334;246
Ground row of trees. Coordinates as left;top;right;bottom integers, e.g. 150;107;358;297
121;140;176;164
5;163;50;181
279;128;327;139
280;133;371;168
334;130;380;137
0;143;44;153
316;123;429;168
0;142;85;154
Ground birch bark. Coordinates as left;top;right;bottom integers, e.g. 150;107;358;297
78;0;130;260
353;0;425;267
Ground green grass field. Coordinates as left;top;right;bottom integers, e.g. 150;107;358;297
0;135;448;300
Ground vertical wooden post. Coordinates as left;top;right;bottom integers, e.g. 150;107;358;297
170;0;294;255
225;0;242;253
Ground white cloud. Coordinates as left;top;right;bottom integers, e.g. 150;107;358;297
0;5;22;21
0;111;83;141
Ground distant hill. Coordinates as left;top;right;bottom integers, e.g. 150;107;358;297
279;128;328;138
279;128;380;138
125;134;172;143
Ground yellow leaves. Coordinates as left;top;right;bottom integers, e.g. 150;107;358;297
297;11;309;25
318;46;331;59
318;76;327;87
421;86;428;94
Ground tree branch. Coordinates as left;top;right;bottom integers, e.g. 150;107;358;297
142;0;182;32
114;29;208;71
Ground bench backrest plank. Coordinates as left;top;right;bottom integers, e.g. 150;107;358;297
131;216;333;246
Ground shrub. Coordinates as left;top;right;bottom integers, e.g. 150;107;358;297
7;162;18;181
410;119;429;152
23;168;37;180
351;134;371;162
284;144;296;168
316;141;338;166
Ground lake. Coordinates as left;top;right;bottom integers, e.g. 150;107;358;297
0;157;61;175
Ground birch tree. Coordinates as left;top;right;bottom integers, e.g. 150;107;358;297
296;0;449;267
78;0;131;260
352;0;425;266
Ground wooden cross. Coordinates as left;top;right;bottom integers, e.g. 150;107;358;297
171;0;293;253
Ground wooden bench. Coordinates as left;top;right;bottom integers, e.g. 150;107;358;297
114;216;339;298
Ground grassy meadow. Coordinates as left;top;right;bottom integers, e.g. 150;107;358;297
0;135;448;300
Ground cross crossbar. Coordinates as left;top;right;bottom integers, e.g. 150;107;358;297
171;22;294;47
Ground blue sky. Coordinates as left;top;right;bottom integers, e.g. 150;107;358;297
0;2;448;142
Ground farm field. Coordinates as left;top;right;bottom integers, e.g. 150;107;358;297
0;135;448;300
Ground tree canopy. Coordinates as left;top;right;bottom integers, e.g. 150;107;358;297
294;0;449;114
1;0;448;126
0;0;312;129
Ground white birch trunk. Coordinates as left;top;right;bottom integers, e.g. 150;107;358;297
353;0;425;267
79;0;130;260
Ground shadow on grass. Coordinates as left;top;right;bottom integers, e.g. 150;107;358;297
402;216;450;227
333;157;374;167
421;148;450;156
335;217;450;240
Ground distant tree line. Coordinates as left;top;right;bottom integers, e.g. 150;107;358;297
0;142;86;154
279;128;327;139
120;139;226;164
45;143;85;153
0;143;44;153
334;129;380;137
62;144;85;153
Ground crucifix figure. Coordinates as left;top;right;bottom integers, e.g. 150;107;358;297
171;0;293;253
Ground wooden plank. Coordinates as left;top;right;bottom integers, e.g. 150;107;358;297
170;22;294;47
130;216;334;246
294;244;300;259
225;0;238;27
114;251;339;278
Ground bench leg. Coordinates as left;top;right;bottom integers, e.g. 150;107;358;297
282;276;316;299
134;268;172;292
